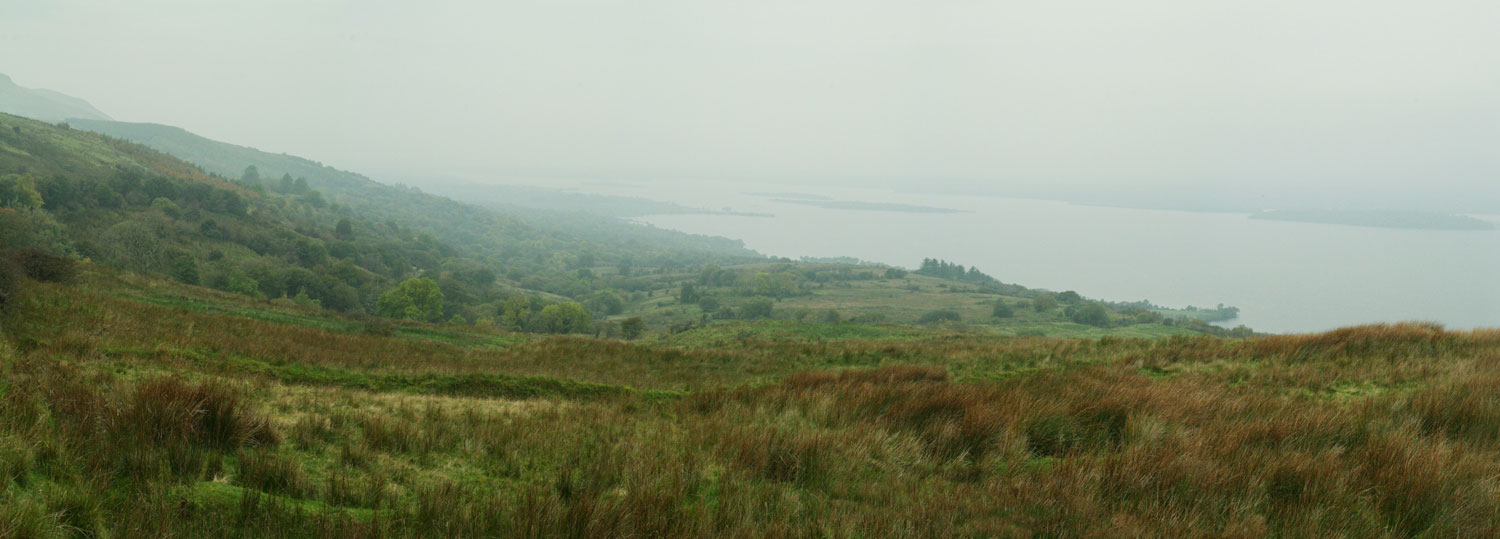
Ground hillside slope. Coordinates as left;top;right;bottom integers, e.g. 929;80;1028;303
65;118;758;262
0;112;642;323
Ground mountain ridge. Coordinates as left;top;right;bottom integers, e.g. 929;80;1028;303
0;73;112;123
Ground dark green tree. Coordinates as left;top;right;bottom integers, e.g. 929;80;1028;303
678;283;700;304
585;290;625;316
377;277;444;321
740;298;773;319
538;302;593;333
1070;303;1110;327
0;174;44;209
621;317;646;340
697;296;720;312
335;218;354;240
918;309;961;324
241;165;260;183
169;253;200;285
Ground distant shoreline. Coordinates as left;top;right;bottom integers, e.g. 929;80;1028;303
771;198;965;214
1248;210;1496;231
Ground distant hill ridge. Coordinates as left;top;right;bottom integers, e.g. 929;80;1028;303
65;119;373;190
0;73;112;123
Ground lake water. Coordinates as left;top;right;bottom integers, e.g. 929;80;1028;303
563;180;1500;334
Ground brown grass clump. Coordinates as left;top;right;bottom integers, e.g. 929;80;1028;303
237;449;312;498
122;377;279;451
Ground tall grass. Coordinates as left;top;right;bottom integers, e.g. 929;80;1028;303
8;269;1500;535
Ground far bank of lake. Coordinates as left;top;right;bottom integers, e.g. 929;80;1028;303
576;180;1499;334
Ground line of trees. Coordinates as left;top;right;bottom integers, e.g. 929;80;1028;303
915;258;1000;285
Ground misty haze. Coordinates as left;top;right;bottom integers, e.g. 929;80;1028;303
2;1;1498;536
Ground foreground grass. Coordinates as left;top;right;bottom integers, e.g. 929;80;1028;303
4;268;1500;536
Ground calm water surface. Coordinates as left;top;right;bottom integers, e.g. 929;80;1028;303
565;180;1500;334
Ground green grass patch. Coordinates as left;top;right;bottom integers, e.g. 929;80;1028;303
175;481;379;522
227;356;675;401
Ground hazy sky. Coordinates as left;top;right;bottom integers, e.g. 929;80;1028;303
3;0;1499;206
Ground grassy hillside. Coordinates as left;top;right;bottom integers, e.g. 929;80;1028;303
594;260;1243;339
24;113;1237;340
0;112;546;319
1;113;772;331
3;259;1499;536
66;118;759;262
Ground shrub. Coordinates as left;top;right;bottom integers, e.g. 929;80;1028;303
7;248;76;283
0;260;20;311
537;302;593;334
378;277;444;321
169;253;199;285
237;450;311;497
362;318;395;337
727;427;826;485
1069;303;1110;327
697;297;720;312
918;309;961;324
739;298;774;320
621;317;645;340
120;378;278;451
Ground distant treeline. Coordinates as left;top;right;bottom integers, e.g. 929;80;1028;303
915;258;1000;285
1113;299;1241;322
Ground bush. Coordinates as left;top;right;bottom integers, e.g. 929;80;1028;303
120;377;279;451
917;309;961;324
378;277;445;321
237;450;312;497
850;312;888;323
740;298;774;320
538;302;593;334
1069;303;1110;327
0;259;21;311
363;318;396;337
621;317;646;340
697;297;720;312
7;247;76;283
993;301;1015;318
169;253;199;285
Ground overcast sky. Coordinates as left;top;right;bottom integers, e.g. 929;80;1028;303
3;0;1498;205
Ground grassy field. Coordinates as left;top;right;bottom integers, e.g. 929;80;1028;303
5;263;1500;537
609;262;1229;339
